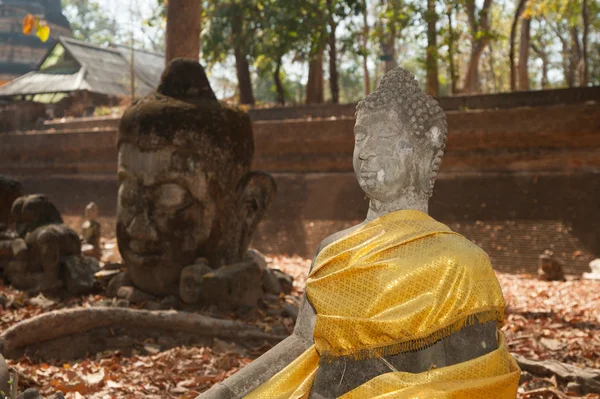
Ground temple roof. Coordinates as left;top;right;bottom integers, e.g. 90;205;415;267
0;37;165;99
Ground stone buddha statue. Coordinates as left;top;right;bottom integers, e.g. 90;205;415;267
116;59;276;301
6;194;99;295
198;68;519;398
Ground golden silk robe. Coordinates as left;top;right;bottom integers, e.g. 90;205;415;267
247;210;520;398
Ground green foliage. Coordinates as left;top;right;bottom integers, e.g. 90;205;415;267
61;0;124;46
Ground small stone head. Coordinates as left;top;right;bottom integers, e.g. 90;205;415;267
354;68;447;202
11;194;63;237
84;202;99;221
117;58;275;296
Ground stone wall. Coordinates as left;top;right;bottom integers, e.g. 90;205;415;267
2;101;599;275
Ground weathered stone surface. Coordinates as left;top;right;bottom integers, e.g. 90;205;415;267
16;388;43;399
0;352;9;397
538;252;566;281
81;202;101;259
117;59;276;298
63;255;101;295
261;268;282;295
106;271;133;298
198;260;263;308
272;269;293;295
5;195;103;296
179;263;212;304
283;303;299;322
0;175;22;230
583;258;600;280
117;286;157;303
246;249;267;271
11;194;62;238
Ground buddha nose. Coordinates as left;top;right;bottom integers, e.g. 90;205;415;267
359;137;376;160
126;212;159;241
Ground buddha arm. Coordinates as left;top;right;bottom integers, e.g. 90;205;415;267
196;296;316;399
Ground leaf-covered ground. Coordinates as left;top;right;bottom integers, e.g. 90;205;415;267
2;256;599;399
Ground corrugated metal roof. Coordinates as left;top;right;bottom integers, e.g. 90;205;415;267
0;37;165;99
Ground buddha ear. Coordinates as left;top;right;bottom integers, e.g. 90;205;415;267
236;171;277;254
416;125;444;196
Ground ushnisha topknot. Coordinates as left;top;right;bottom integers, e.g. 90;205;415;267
356;67;448;197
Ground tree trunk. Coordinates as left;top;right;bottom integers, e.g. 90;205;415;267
488;43;498;92
165;0;202;64
510;0;527;91
463;40;487;93
462;0;493;93
446;4;457;95
581;0;589;86
273;58;285;105
306;47;325;104
232;6;255;105
518;16;531;91
570;26;582;85
361;0;371;96
327;0;339;103
532;44;549;88
383;23;397;73
425;0;439;96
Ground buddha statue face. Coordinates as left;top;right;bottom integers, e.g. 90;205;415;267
353;68;447;203
116;59;275;296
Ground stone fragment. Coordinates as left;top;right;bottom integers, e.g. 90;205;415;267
63;255;101;295
583;258;600;280
537;252;565;281
0;175;22;229
246;249;267;271
179;263;212;304
272;269;294;294
106;271;133;298
16;388;43;399
117;286;156;303
283;303;299;322
198;260;263;308
0;353;9;398
160;295;178;309
262;268;282;295
81;202;102;260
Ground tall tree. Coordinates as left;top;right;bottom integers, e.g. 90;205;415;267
461;0;494;93
373;0;413;76
445;2;459;94
581;0;590;86
326;0;340;103
509;0;527;91
518;13;532;90
425;0;439;96
203;1;257;105
305;1;328;104
165;0;202;63
361;0;371;96
232;5;256;105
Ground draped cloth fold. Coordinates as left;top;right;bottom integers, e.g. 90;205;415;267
245;210;520;398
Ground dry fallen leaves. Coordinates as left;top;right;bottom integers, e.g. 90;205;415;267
2;257;599;398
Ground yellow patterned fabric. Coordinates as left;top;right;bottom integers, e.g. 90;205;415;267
245;210;520;398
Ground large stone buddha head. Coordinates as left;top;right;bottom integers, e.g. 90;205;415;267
117;59;275;296
353;68;448;205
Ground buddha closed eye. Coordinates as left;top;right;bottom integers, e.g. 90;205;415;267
153;183;192;211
